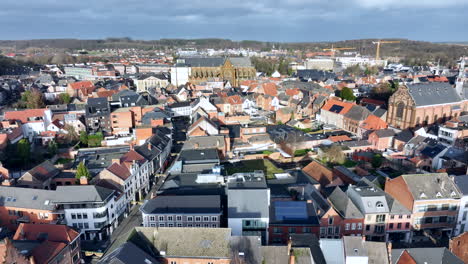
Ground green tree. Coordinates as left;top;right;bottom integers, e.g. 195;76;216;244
48;140;58;156
343;65;364;76
58;93;71;104
87;132;103;147
79;131;88;146
76;161;91;180
321;145;345;164
371;154;384;168
17;139;31;165
340;87;356;101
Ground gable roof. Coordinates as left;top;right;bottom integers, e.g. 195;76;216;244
21;160;60;182
321;99;353;115
407;83;462;107
327;187;363;219
107;162;131;180
69;80;94;90
98;242;161;264
373;129;396;138
13;223;79;243
302;161;334;186
4;109;47;123
392;248;464;264
400;173;461;201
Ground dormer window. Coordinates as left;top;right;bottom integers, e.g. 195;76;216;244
420;192;427;199
376;202;384;208
451;191;457;197
436;192;442;198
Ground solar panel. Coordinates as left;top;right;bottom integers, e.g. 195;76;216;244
329;105;344;113
275;201;308;221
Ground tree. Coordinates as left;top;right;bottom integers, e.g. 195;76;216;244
87;132;103;147
79;131;88;146
321;145;345;164
76;161;91;180
20;89;45;109
340;87;356;101
17;139;31;165
343;64;364;76
48;140;58;156
63;125;79;144
371;154;384;168
364;66;379;76
58;93;71;104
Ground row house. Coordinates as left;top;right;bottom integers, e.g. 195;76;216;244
454;176;468;236
269;200;320;244
94;149;152;211
318;99;353;129
321;186;364;239
66;80;96;100
346;179;389;241
385;173;461;242
85;97;112;134
343;105;371;137
135;127;172;176
140;195;222;228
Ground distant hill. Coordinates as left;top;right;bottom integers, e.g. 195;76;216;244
0;38;467;66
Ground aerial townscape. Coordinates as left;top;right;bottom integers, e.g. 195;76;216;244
0;24;468;264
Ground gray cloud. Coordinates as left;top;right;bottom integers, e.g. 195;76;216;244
1;0;467;41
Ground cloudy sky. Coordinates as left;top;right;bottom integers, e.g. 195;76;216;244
1;0;468;42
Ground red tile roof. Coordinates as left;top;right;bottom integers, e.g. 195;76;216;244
227;95;243;105
120;150;146;166
285;88;300;96
33;241;67;264
360;98;385;106
360;115;388;130
328;135;352;142
302;160;334;186
69;80;94;90
262;83;278;97
13;223;79;242
321;99;353;115
107;162;131;180
4;109;47;123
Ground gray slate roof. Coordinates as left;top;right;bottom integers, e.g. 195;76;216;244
0;186;56;211
407;83;462;107
401;173;461;200
54;185;114;203
391;248;464;264
229;57;252;67
327;187;363;219
140;195;221;214
98;242;161;264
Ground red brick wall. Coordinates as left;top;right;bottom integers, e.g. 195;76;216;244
0;207;57;231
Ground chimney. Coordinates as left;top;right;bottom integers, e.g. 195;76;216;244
148;143;152;151
387;242;392;264
287;237;292;255
80;176;88;185
289;252;295;264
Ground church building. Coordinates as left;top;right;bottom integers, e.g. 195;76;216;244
387;82;468;129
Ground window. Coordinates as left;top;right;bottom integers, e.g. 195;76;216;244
203;216;210;222
149;216;155;222
177;223;183;227
335;226;340;235
195;216;201;222
167;216;173;221
211;216;217;222
158;216;164;221
82;213;88;219
345;223;350;230
461;224;466;232
328;217;334;225
351;223;356;230
399;215;403;219
195;224;201;227
357;223;362;230
71;213;76;219
390;215;395;220
304;227;311;233
375;225;385;234
170;261;177;264
407;215;411;219
397;223;402;229
405;223;410;228
159;223;165;227
274;228;282;234
187;224;193;227
442;204;449;211
376;215;386;223
77;214;82;219
463;211;467;221
320;227;326;237
168;223;174;227
176;215;182;221
288;227;296;234
376;202;384;208
204;224;210;228
450;204;458;211
396;102;405;118
366;225;370;231
389;223;394;229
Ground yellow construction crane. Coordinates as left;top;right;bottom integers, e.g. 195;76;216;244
323;44;355;58
372;40;400;60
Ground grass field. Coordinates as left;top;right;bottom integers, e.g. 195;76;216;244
224;159;284;179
